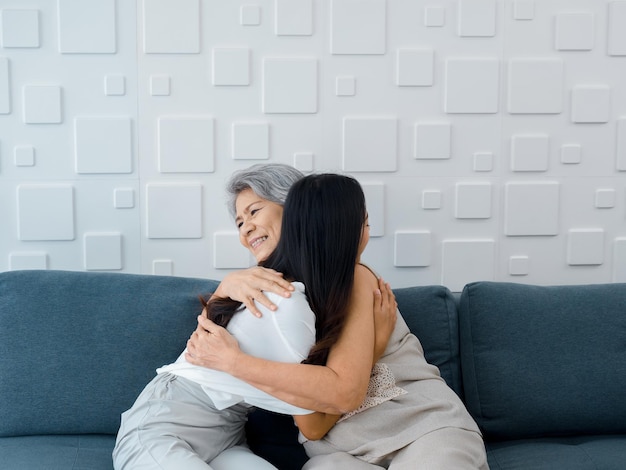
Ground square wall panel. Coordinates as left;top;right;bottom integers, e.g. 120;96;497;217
104;75;125;96
424;6;445;27
504;182;560;236
114;188;135;209
555;12;594;51
613;238;626;282
150;75;170;96
414;122;451;160
9;252;47;270
362;183;385;237
240;5;261;26
567;229;604;265
510;134;550;172
571;85;611;123
293;152;314;172
1;9;40;48
331;0;386;54
75;117;132;174
608;2;626;56
455;182;492;219
617;118;626;171
23;85;62;124
275;0;313;36
594;189;615;209
442;239;495;292
394;231;431;267
396;49;434;87
336;76;356;96
232;122;269;160
422;190;442;210
509;255;529;276
507;58;563;114
342;117;397;172
263;58;317;113
458;0;496;37
444;58;499;114
513;1;534;20
152;260;174;275
15;146;35;167
58;0;116;53
143;0;200;53
17;184;75;241
213;232;253;269
146;183;202;239
158;116;214;172
0;57;9;114
84;232;122;270
212;48;250;86
473;152;494;172
561;144;582;164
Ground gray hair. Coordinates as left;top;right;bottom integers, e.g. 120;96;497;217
226;163;305;218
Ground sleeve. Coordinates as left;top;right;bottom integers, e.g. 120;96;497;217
269;286;316;362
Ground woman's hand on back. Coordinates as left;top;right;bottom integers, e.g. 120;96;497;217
372;278;397;363
213;267;294;317
186;316;242;373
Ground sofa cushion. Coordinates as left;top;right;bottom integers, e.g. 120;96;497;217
0;270;217;437
0;435;115;470
486;435;626;470
394;285;462;397
459;281;626;440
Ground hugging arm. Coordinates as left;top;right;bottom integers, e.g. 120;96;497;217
212;266;294;317
291;277;396;440
187;264;380;416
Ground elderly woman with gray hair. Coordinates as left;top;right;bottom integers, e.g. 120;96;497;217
189;163;488;469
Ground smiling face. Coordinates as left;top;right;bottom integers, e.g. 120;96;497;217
235;188;284;263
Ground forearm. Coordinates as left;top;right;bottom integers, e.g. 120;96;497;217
229;353;365;414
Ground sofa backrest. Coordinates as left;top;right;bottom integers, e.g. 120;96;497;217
0;270;217;437
0;270;463;438
394;285;462;397
459;281;626;440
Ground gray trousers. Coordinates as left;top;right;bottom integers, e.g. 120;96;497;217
113;373;276;470
302;427;489;470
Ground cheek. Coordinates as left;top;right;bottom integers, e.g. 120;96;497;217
263;237;279;254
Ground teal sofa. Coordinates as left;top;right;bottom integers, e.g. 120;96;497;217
1;270;625;469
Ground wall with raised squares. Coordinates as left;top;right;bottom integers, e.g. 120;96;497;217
1;0;625;291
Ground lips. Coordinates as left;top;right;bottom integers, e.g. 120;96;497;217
250;236;268;249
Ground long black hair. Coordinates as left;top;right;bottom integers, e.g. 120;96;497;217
205;173;367;366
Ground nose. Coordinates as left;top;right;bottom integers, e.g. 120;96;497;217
240;218;255;236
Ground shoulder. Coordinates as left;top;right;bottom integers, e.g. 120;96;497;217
354;264;379;289
262;281;305;306
269;282;314;320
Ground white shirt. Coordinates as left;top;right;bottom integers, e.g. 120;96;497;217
157;282;316;415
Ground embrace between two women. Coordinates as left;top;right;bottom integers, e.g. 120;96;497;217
113;164;488;470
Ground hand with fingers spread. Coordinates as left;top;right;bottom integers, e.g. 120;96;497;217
212;266;294;317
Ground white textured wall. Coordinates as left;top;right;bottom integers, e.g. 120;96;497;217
1;0;625;291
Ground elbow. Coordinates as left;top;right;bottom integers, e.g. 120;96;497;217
300;427;326;441
333;386;367;414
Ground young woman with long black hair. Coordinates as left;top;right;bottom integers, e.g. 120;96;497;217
113;174;375;469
